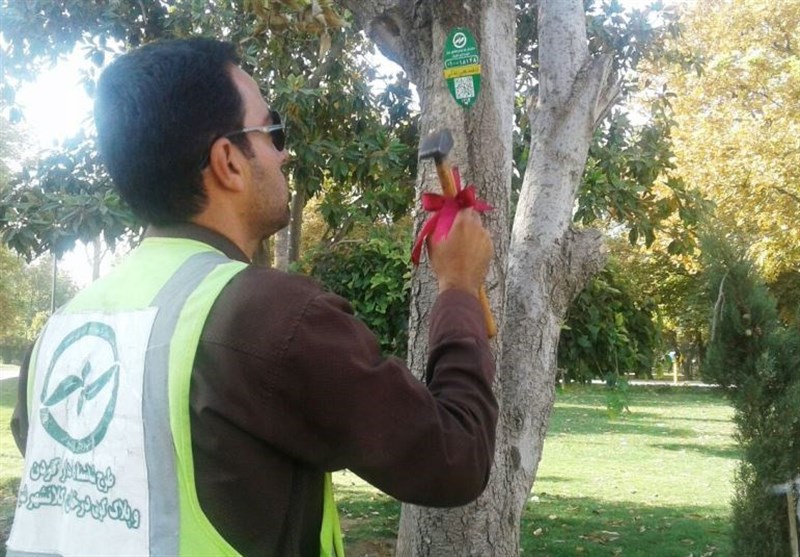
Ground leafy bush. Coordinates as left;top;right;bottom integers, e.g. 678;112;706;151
558;261;661;383
302;227;411;357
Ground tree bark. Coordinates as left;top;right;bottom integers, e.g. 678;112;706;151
288;187;305;264
91;236;102;281
273;225;290;271
340;0;614;554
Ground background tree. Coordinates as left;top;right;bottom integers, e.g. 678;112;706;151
557;259;662;384
0;0;417;267
0;246;77;363
668;0;800;284
619;0;800;385
601;236;710;380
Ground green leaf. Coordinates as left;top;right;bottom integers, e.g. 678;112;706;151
44;375;83;406
84;363;118;400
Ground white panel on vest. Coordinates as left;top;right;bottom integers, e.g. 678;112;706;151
8;309;158;557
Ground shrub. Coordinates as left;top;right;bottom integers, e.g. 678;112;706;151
701;235;800;554
558;262;661;383
302;227;411;357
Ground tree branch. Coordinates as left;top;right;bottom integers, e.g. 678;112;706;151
538;0;589;107
710;271;729;342
591;55;620;125
555;227;607;312
773;185;800;205
337;0;413;68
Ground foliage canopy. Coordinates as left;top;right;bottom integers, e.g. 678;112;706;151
669;0;800;280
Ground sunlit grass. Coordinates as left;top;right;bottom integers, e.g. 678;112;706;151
522;385;736;556
1;375;23;555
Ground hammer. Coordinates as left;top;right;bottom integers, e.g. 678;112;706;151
419;128;497;338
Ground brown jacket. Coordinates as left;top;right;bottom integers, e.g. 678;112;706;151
12;224;498;556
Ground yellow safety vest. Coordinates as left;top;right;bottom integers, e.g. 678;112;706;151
8;237;344;557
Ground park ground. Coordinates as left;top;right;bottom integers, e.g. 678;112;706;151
0;368;736;557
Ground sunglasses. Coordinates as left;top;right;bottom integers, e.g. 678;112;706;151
223;109;286;152
201;109;285;168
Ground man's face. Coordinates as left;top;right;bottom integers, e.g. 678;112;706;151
229;66;291;239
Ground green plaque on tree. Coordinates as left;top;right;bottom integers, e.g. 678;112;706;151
443;28;481;108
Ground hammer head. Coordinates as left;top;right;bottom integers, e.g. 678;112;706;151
419;129;454;162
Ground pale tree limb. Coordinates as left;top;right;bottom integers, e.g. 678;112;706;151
711;271;729;342
337;0;418;72
558;227;607;311
590;56;621;125
537;0;589;106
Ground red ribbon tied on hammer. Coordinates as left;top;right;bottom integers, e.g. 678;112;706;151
411;166;493;265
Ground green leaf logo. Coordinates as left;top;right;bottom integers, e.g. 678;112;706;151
39;322;120;454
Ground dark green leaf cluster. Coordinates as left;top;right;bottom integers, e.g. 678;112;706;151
0;0;179;116
0;2;418;261
0;0;234;258
0;131;142;260
300;226;412;357
728;329;800;555
557;261;661;383
274;62;416;242
700;234;800;555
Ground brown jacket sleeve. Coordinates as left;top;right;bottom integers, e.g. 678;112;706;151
266;286;498;507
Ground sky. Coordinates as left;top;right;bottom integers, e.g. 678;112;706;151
17;50;94;150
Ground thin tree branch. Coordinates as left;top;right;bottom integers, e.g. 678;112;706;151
710;271;729;342
556;227;607;312
592;56;621;125
337;0;412;68
773;185;800;205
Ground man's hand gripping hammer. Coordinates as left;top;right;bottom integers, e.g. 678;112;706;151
418;129;497;338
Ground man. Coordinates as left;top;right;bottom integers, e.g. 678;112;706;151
8;38;496;557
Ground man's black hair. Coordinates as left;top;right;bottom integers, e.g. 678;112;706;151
95;38;253;225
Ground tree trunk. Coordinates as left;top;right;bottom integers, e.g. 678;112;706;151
341;1;614;554
288;187;305;264
253;238;272;267
273;226;290;271
91;236;102;281
273;188;306;270
274;34;343;270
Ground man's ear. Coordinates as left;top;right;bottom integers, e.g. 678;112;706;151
206;138;247;192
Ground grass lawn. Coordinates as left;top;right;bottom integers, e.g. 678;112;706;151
521;385;736;556
0;382;736;556
0;374;23;555
333;385;737;556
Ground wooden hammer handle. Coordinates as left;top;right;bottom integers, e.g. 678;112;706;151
434;159;497;338
435;161;458;198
